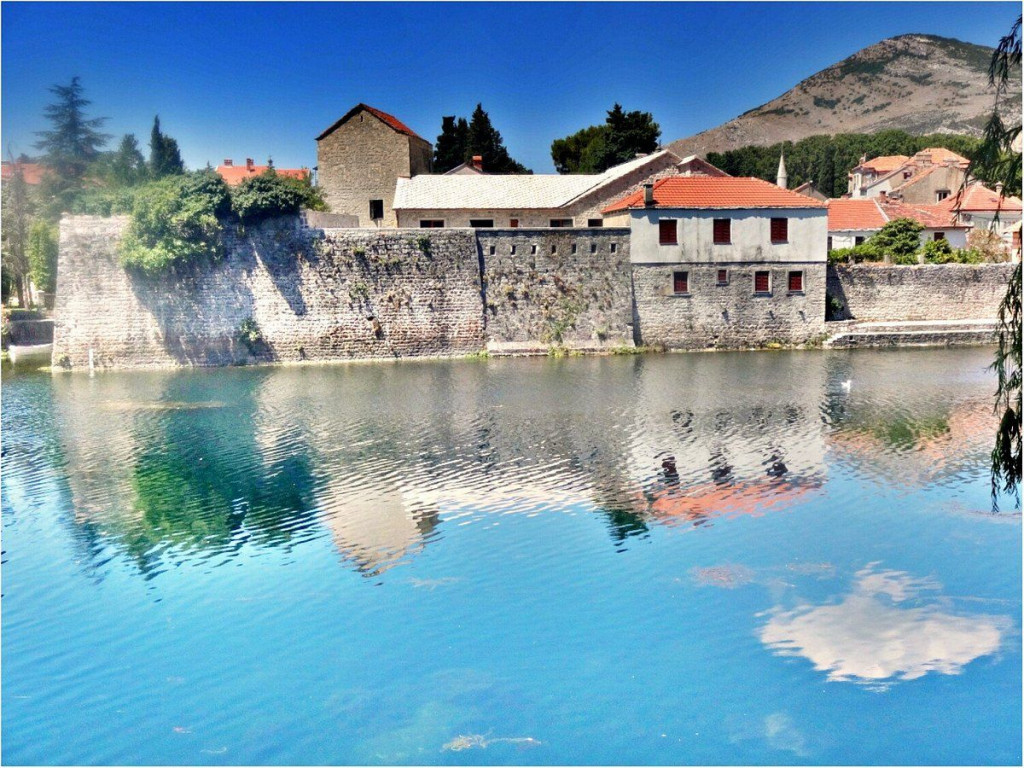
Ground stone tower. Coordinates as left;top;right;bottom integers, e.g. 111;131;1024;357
316;104;433;227
777;152;788;189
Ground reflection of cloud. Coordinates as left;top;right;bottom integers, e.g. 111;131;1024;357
760;564;1008;686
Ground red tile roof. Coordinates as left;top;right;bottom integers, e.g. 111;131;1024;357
858;155;909;173
216;163;308;186
602;176;827;214
1;161;46;185
878;198;964;229
827;199;887;231
316;103;424;141
913;147;970;166
938;182;1024;213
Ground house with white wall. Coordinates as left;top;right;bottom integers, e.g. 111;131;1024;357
940;181;1023;255
847;148;970;204
602;176;828;349
827;197;969;252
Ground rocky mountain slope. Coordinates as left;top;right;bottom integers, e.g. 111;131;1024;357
668;34;1022;158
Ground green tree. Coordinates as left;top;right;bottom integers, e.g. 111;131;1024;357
433;116;470;173
551;104;661;174
102;133;148;187
0;157;34;306
869;218;923;263
33;76;110;184
149;115;185;178
27;220;59;298
231;169;307;223
467;103;530;174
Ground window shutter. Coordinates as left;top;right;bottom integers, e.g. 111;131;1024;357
713;219;731;244
673;271;688;294
755;271;770;293
659;220;677;245
788;271;803;292
771;218;788;242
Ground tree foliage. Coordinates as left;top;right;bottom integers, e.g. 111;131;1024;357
433;116;470;173
0;158;34;306
551;104;661;174
871;218;924;263
149;115;185;178
98;133;149;187
466;103;530;174
27;220;59;295
33;76;110;183
230;170;308;223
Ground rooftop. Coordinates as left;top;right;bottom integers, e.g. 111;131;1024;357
317;103;425;142
858;155;909;174
938;182;1024;213
827;198;888;231
602;176;827;214
216;159;308;186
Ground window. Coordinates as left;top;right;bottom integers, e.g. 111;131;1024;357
854;236;865;246
659;219;678;245
571;243;578;254
590;243;598;254
531;244;538;255
770;218;788;243
903;171;913;179
934;231;946;241
754;270;771;294
469;219;494;228
369;199;384;220
587;219;604;227
827;236;833;251
419;219;444;228
610;243;617;253
489;245;496;256
717;269;729;286
510;218;519;228
551;244;557;254
713;218;731;244
673;271;689;295
510;245;517;255
550;218;573;228
788;271;804;293
936;190;950;202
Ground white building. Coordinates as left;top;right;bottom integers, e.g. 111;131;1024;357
826;197;969;252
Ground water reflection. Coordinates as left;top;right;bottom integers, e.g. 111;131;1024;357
760;563;1009;687
26;348;1000;578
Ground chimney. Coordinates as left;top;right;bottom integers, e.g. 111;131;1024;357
643;183;655;207
246;158;254;171
267;157;274;168
223;158;233;167
472;155;483;171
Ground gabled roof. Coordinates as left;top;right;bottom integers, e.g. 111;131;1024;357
216;163;308;186
827;198;888;231
889;164;941;193
317;103;424;142
878;198;965;229
394;151;679;211
602;176;827;214
912;147;970;166
857;155;909;174
938;182;1024;213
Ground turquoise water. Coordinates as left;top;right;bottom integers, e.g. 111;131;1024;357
2;348;1020;765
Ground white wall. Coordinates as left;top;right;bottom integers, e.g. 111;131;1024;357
629;208;827;264
830;229;968;251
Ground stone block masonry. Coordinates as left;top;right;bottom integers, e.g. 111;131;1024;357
827;263;1014;322
53;217;485;369
477;229;634;351
632;262;827;350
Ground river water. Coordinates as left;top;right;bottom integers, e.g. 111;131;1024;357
2;347;1020;764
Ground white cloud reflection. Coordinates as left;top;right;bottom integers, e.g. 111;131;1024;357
760;563;1009;686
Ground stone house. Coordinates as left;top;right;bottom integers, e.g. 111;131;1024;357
848;148;970;204
602;176;828;349
392;150;685;228
939;181;1023;255
316;104;433;228
826;197;969;252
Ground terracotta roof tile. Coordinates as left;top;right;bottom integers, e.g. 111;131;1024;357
317;103;424;141
913;147;970;166
826;199;888;231
877;198;964;229
1;161;46;185
859;155;909;173
216;164;309;186
602;176;827;214
939;182;1024;213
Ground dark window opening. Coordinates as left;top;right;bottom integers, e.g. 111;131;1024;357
770;218;788;243
510;218;519;228
550;218;573;228
610;243;617;253
673;271;689;295
489;245;496;256
369;199;384;220
788;271;803;293
717;269;729;286
755;270;771;294
510;245;517;255
713;218;731;244
936;190;950;202
588;218;604;227
827;236;833;251
659;219;677;245
419;219;444;228
934;231;946;241
469;219;494;228
590;243;597;254
531;244;537;255
855;236;865;246
571;243;578;254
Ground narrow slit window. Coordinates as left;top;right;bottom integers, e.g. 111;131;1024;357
571;243;578;254
531;244;537;255
590;243;597;254
610;243;617;253
510;244;517;255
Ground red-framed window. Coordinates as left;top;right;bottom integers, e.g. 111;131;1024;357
771;218;788;243
659;219;678;245
754;270;771;294
713;218;731;244
717;268;729;286
673;271;689;294
788;271;804;293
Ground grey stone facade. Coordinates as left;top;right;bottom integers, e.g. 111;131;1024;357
632;262;827;349
827;263;1014;322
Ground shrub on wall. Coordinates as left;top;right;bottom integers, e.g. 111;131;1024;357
828;243;883;264
27;220;59;294
230;170;312;223
118;170;231;275
871;218;923;264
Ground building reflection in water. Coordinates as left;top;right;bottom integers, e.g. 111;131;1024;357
760;563;1009;687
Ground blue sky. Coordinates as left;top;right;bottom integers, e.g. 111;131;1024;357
2;2;1019;174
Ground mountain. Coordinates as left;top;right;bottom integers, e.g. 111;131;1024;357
668;34;1022;159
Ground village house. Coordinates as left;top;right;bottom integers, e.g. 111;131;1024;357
826;197;969;251
602;176;828;349
392;150;686;228
316;104;433;228
939;180;1023;254
215;158;309;186
1;160;46;185
847;147;970;203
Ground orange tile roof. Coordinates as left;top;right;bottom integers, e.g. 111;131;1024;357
859;155;909;173
316;103;424;141
913;147;970;166
1;161;46;185
216;164;308;186
826;198;888;231
602;176;827;214
939;182;1023;213
878;198;964;229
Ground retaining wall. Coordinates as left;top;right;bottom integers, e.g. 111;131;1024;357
827;263;1014;322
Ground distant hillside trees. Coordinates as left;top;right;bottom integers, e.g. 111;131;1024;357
432;104;531;174
551;104;661;174
705;131;1001;197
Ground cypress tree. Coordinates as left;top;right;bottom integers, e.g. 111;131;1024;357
149;116;185;178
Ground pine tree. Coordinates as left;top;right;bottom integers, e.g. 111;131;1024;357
149;116;185;178
106;134;148;186
33;76;110;183
434;116;469;173
466;104;530;174
550;104;660;174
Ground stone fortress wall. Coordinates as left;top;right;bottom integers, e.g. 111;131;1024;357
53;216;1013;370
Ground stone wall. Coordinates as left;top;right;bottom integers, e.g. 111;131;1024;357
827;263;1014;322
477;228;633;350
53;217;484;370
633;263;827;350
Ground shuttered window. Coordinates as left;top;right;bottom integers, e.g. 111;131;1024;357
673;271;689;294
788;271;804;293
771;218;788;243
713;219;731;244
659;220;677;245
717;269;729;286
754;270;771;294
